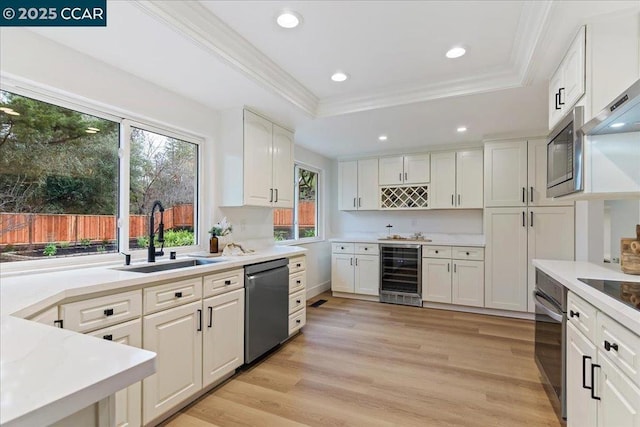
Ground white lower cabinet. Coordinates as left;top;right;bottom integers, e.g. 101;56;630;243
422;246;484;308
202;289;244;388
566;292;640;427
143;300;203;425
331;243;379;296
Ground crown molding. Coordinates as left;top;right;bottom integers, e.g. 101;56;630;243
133;0;318;117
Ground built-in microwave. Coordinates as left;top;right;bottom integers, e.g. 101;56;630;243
547;106;584;198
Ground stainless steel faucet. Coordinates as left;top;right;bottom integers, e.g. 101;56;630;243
148;201;165;262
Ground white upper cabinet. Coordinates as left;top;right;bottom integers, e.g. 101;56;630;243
338;158;379;211
379;154;430;185
430;150;483;209
218;109;294;208
549;26;586;130
484;141;528;207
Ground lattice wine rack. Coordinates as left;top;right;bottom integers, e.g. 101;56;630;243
380;185;429;209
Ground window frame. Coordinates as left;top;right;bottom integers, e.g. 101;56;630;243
0;81;204;273
278;162;323;245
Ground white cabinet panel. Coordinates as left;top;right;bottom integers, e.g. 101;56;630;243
243;110;273;207
203;289;244;388
598;354;640;427
484;141;528;207
29;306;59;326
484;208;528;311
143;301;202;424
338;161;358;211
61;290;142;333
456;150;483;209
422;258;451;303
404;154;430;184
354;255;380;296
452;260;484;308
430;152;456;209
567;322;598;427
379;156;404;185
562;26;586;111
549;67;564;130
357;158;379;210
331;254;355;293
272;124;294;208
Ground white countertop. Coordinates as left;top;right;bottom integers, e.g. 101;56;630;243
330;233;485;247
532;259;640;332
0;245;305;426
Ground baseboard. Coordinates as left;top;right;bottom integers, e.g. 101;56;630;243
306;280;330;299
331;291;379;302
422;301;535;320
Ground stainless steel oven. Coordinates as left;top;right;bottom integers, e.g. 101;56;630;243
534;269;568;422
547;106;584;198
379;244;422;307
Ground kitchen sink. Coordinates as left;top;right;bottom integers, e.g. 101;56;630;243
113;258;223;273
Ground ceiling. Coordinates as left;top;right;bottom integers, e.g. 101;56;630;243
19;0;640;158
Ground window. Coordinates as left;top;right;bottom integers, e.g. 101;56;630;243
0;90;119;261
0;90;200;264
274;165;319;242
129;127;198;251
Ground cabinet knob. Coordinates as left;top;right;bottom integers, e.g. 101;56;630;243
364;247;368;251
103;308;114;317
103;334;113;341
297;263;301;268
296;319;301;324
296;299;301;304
466;252;470;256
435;250;438;254
296;280;301;284
341;246;344;250
569;310;580;318
175;292;183;298
604;340;619;352
224;280;231;285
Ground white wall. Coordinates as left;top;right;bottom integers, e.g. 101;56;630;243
0;28;220;249
604;199;640;261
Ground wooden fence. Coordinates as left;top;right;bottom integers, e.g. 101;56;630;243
273;201;316;227
0;205;194;246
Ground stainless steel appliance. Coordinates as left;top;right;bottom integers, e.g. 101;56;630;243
547;106;584;198
244;258;289;364
379;244;422;307
578;278;640;311
582;78;640;135
534;269;568;421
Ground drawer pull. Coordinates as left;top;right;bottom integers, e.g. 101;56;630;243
466;252;470;256
604;340;619;352
53;319;63;328
569;310;580;318
224;280;232;285
103;308;114;317
296;279;301;284
296;299;301;304
364;247;368;250
175;292;183;298
340;246;344;250
296;319;301;324
296;263;301;268
103;334;113;341
435;250;439;254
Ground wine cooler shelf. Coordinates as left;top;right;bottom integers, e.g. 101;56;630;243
380;185;429;209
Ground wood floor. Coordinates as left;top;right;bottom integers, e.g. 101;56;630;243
162;293;561;427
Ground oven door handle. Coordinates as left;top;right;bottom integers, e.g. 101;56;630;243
533;291;563;322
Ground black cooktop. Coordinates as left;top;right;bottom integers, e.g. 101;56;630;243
578;278;640;311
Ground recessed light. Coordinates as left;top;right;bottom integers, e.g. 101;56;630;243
378;135;388;141
610;122;625;128
331;71;349;82
276;10;302;29
446;47;466;59
457;126;467;132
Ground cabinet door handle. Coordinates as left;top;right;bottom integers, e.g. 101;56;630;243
458;194;461;206
53;319;63;328
104;308;114;317
530;211;534;227
103;334;113;341
358;197;362;207
399;172;402;182
447;263;450;272
569;310;580;318
404;172;408;181
350;258;353;266
582;355;592;390
530;186;534;203
197;309;202;332
590;363;601;400
270;188;273;203
355;258;358;266
522;187;526;203
555;92;561;110
604;340;619;352
558;87;565;105
522;211;526;227
175;292;183;298
451;194;454;206
454;263;457;273
353;198;356;208
208;306;213;328
275;188;278;203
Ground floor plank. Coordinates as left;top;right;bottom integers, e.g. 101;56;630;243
161;293;561;427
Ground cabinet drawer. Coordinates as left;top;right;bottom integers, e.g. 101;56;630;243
597;312;640;386
88;318;142;348
332;243;354;254
144;277;202;314
567;292;597;342
289;272;306;294
452;246;484;261
289;256;306;274
289;289;306;315
203;268;244;298
355;243;379;255
60;290;141;333
289;308;306;335
422;246;452;259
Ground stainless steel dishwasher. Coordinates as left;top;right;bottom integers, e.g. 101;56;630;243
244;258;289;364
